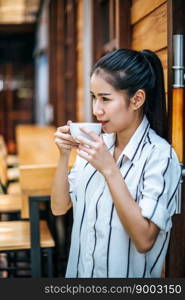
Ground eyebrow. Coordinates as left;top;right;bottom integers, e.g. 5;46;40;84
90;91;112;96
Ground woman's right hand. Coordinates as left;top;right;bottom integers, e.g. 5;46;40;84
54;120;78;156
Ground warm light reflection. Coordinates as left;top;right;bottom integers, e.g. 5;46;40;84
0;0;40;24
172;88;184;162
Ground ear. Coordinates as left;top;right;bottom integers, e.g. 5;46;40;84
130;89;146;110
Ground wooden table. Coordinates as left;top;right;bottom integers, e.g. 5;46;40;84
16;124;76;218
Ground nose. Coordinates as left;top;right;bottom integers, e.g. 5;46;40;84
93;100;104;117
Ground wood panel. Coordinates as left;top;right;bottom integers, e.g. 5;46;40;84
115;0;131;49
20;164;56;219
16;125;59;165
0;0;40;24
19;147;76;219
131;2;167;51
0;220;54;251
0;194;21;212
131;1;168;105
131;0;166;25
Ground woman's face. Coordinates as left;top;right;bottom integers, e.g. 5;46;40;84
90;73;136;134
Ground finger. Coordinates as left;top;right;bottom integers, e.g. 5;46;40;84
77;149;91;161
79;127;100;142
55;138;78;147
78;144;95;156
55;139;71;150
67;120;72;126
55;132;76;143
57;125;70;134
75;135;96;147
61;140;78;146
55;138;68;146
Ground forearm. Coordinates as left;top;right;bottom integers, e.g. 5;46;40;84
51;154;72;215
103;166;158;252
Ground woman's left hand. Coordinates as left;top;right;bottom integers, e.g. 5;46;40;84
76;127;116;175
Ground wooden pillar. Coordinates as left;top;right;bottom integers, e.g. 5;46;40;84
48;0;77;127
115;0;131;49
49;0;66;126
166;0;185;277
92;0;131;61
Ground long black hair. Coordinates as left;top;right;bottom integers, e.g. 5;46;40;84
91;49;167;139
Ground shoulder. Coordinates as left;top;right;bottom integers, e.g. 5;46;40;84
147;128;180;169
148;128;173;159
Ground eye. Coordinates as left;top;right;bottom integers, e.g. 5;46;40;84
102;97;109;101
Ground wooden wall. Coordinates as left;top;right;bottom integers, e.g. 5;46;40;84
76;0;168;122
131;0;168;277
131;0;168;95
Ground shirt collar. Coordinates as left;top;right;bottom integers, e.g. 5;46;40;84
103;115;150;165
122;115;150;164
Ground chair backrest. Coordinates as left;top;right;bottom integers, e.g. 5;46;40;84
16;125;59;165
19;148;76;218
0;135;12;192
0;135;7;159
19;164;57;218
0;151;8;189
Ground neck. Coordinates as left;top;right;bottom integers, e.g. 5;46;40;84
116;115;144;149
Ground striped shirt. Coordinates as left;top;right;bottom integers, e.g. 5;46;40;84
66;116;181;278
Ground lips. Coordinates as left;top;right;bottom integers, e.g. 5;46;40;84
98;120;109;126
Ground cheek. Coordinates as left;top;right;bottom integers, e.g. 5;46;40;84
113;103;129;119
114;105;133;126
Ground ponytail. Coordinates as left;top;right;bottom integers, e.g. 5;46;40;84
140;50;167;139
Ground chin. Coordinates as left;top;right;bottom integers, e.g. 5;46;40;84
102;128;114;134
102;123;116;134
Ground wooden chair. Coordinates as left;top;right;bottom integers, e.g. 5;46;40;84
0;152;21;219
19;164;57;218
15;125;59;166
0;164;56;277
19;149;77;219
0;136;19;192
0;152;20;194
0;135;19;167
0;219;54;277
0;194;21;220
0;151;20;195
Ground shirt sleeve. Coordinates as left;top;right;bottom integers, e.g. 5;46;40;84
139;146;181;232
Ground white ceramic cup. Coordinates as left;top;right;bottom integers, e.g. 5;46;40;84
69;122;102;142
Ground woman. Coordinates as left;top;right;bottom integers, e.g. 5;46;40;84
51;49;181;278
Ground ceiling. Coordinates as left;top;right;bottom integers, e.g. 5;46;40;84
0;0;40;24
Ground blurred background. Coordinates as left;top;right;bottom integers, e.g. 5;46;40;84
0;0;185;278
0;0;168;154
